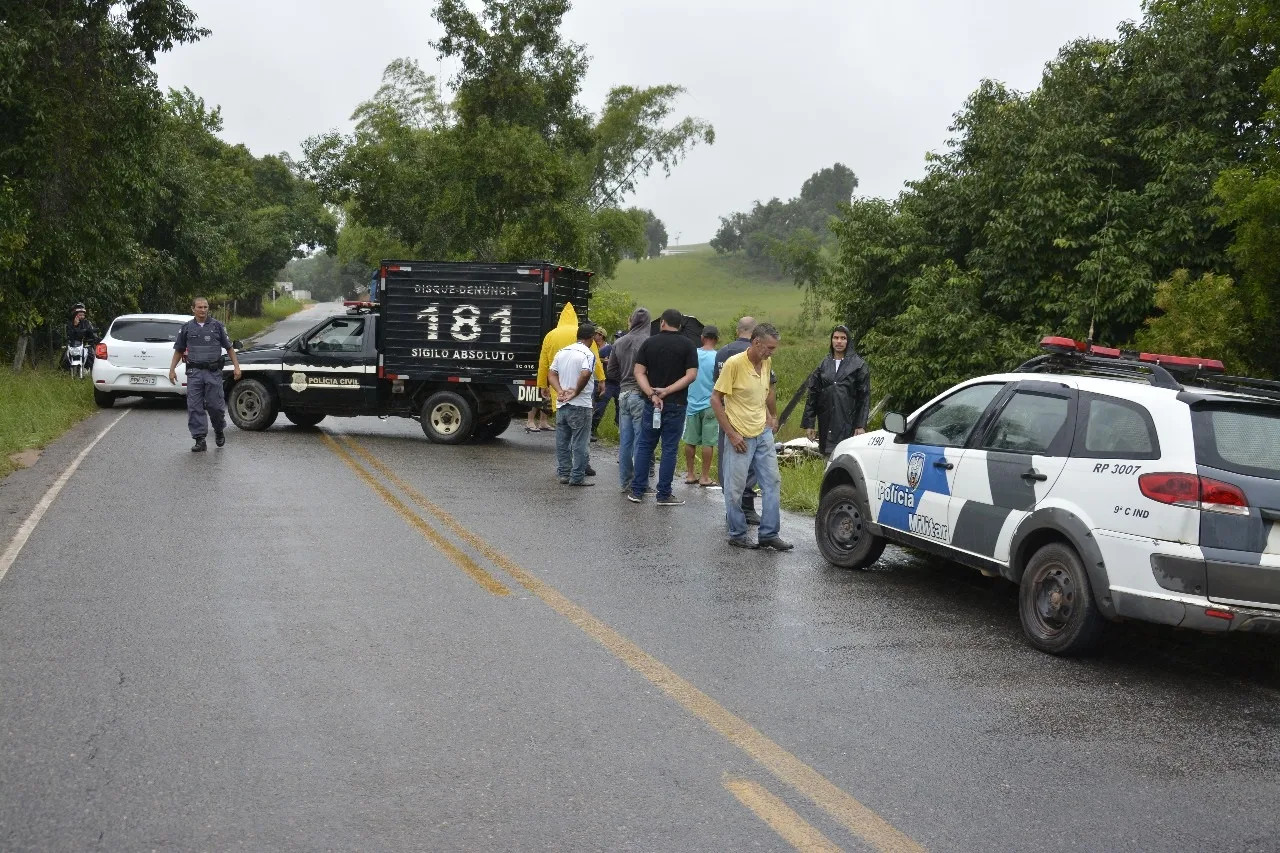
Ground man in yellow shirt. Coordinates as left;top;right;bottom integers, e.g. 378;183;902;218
710;323;792;550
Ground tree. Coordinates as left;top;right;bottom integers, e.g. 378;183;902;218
1135;271;1252;373
307;0;711;282
709;163;857;277
642;210;668;258
0;0;206;353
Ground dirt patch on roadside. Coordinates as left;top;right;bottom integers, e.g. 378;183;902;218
7;449;41;470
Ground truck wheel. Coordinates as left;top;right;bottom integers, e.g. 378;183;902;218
228;379;278;431
815;484;885;569
1019;542;1106;656
284;412;326;428
473;414;512;441
93;389;115;409
421;391;474;444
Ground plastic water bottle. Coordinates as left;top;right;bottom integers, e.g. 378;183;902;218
652;402;662;429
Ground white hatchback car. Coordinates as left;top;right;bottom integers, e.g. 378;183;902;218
91;314;192;408
816;336;1280;655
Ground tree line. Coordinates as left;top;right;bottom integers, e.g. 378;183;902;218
303;0;703;281
1;1;333;363
2;0;702;363
794;0;1280;408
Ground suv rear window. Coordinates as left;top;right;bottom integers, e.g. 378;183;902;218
110;319;183;343
1192;404;1280;479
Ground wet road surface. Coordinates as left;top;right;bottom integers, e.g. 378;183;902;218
1;402;1278;851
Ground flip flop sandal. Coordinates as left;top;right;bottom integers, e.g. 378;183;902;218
700;480;721;488
683;476;700;485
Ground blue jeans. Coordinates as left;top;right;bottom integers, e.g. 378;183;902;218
555;405;593;483
722;428;781;539
631;401;686;500
617;390;647;489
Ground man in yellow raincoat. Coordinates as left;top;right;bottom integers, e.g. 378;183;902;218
537;303;606;412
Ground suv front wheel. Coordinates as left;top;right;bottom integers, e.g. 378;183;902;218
1019;542;1106;655
815;484;885;569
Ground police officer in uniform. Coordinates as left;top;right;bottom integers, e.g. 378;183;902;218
167;296;242;452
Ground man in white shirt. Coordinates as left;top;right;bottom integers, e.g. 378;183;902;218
548;323;599;486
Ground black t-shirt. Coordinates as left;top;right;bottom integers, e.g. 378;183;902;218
635;331;699;405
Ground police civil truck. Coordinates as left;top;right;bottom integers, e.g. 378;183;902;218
815;336;1280;655
223;260;591;443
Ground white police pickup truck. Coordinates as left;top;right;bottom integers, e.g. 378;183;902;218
815;337;1280;655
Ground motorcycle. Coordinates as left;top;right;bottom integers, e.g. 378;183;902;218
65;335;95;379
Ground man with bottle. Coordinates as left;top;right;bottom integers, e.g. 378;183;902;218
627;309;699;506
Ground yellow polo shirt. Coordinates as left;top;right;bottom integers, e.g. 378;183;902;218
714;351;772;438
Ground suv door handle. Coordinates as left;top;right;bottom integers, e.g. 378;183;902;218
933;459;954;470
1021;470;1048;482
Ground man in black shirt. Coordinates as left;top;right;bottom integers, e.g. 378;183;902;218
628;308;699;505
714;316;776;525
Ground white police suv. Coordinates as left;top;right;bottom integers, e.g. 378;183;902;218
815;337;1280;655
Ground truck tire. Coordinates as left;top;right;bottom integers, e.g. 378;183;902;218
93;389;115;409
815;483;885;569
228;378;278;431
284;412;326;428
473;414;512;441
421;391;474;444
1018;542;1106;656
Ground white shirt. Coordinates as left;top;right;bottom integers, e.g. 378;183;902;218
550;342;596;408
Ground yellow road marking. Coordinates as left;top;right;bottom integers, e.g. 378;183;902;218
724;776;844;853
318;433;510;596
339;435;925;853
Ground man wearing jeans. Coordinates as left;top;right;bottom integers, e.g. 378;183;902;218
548;323;599;486
629;309;699;506
711;323;793;550
608;307;651;492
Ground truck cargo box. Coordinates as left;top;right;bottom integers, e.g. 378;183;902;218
378;260;591;381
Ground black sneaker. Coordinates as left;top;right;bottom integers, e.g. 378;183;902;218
558;476;570;484
191;437;207;453
743;509;763;526
214;430;226;447
757;536;794;551
655;496;685;506
586;465;597;476
728;536;758;549
569;480;595;487
626;493;643;503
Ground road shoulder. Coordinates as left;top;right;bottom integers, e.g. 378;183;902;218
0;410;120;551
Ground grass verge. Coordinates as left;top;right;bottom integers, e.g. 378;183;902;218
225;296;309;342
0;369;98;478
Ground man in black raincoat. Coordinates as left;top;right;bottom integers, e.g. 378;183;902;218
801;324;871;456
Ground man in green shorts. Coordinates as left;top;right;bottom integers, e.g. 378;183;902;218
682;325;721;486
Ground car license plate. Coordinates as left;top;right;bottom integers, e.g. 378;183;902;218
129;376;156;386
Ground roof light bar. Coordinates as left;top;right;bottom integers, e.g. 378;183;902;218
1037;337;1224;374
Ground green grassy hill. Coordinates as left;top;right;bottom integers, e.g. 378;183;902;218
605;243;806;330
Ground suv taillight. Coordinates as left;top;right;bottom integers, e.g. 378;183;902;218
94;343;107;360
1139;472;1249;515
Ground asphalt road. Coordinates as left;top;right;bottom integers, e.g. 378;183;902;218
2;400;1278;851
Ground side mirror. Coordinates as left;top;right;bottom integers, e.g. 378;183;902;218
884;411;907;435
232;339;244;350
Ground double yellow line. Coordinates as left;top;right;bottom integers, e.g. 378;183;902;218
320;430;925;853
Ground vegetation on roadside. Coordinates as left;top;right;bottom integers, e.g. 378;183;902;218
0;370;98;477
608;245;809;331
224;296;310;343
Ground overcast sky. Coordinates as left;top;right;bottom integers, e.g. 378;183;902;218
156;0;1144;244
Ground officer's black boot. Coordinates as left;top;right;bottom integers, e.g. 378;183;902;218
192;436;207;452
214;430;226;447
